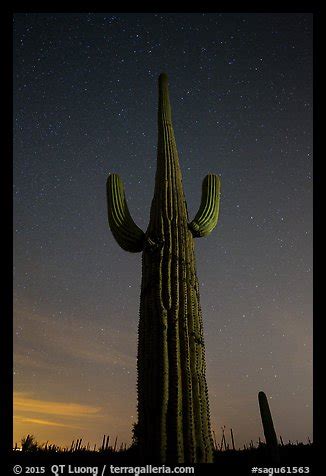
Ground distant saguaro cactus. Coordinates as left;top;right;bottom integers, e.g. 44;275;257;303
258;391;280;463
107;73;221;463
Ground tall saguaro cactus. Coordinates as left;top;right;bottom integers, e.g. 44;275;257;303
106;73;221;463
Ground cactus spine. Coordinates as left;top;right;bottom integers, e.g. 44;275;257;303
106;73;221;463
258;391;280;463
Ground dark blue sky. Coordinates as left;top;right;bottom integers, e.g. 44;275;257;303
13;12;312;448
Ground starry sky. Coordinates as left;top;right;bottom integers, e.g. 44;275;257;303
13;12;313;449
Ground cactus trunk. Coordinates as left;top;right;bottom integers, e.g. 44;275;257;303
107;73;221;463
258;391;280;463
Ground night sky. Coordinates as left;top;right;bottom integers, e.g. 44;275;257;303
13;12;313;449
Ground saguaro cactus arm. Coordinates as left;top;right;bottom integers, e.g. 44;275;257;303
106;173;145;252
189;173;221;237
